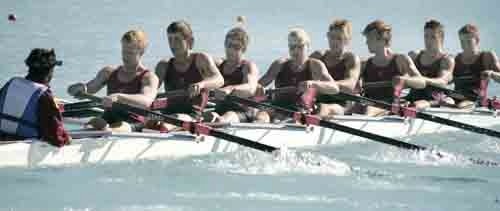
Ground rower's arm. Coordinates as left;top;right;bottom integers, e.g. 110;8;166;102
154;59;169;89
309;58;339;94
336;52;361;93
226;61;259;98
116;72;159;109
258;58;285;87
424;55;454;88
196;52;224;89
395;54;426;89
482;51;500;82
67;66;114;97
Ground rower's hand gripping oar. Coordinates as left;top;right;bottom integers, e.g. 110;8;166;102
213;90;500;167
327;92;500;139
62;90;196;117
426;81;500;110
75;92;278;153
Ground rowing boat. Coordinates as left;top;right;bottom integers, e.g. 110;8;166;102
0;106;498;168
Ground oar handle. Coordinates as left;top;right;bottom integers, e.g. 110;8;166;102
156;89;190;99
426;85;477;101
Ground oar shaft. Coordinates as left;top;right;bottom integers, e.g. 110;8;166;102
416;112;500;138
62;100;102;110
427;85;477;101
225;94;427;151
333;92;500;139
78;93;278;153
318;120;426;150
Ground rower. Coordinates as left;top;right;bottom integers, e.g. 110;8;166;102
360;20;426;116
256;27;339;123
453;24;500;108
310;19;361;116
406;19;455;109
154;20;224;130
67;30;159;131
210;17;259;123
0;48;71;147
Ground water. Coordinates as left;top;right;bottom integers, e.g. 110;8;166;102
1;0;500;210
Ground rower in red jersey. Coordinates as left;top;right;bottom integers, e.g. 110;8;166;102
256;27;339;123
68;30;159;131
453;24;500;108
360;20;425;116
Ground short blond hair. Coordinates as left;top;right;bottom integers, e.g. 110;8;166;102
362;20;392;46
288;27;311;46
226;16;249;52
329;19;352;40
459;24;480;41
121;29;148;49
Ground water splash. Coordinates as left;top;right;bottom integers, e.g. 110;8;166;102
360;147;470;167
194;148;351;176
476;138;500;153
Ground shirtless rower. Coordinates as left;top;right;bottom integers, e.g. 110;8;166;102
453;24;500;108
154;20;224;129
406;19;455;109
67;30;159;131
256;27;339;123
311;19;361;116
360;20;425;116
211;17;259;123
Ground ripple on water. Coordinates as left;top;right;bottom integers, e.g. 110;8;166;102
193;148;352;176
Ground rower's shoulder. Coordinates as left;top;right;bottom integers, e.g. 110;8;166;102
408;50;421;61
310;50;327;60
394;53;413;64
98;65;117;78
155;58;172;74
441;53;455;64
307;58;328;72
195;52;215;62
271;57;288;66
482;50;498;61
156;58;171;67
308;57;324;66
343;51;360;63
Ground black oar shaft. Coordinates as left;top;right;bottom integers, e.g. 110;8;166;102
78;93;278;153
63;100;102;110
333;92;500;139
225;94;426;151
416;112;500;138
428;85;478;101
318;120;426;151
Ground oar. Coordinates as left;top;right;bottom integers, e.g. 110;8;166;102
426;83;500;110
61;90;190;117
217;91;426;150
213;90;499;167
323;92;500;139
62;108;104;118
76;93;278;153
156;89;190;98
61;100;102;111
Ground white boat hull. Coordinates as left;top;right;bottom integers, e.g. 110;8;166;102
0;107;498;168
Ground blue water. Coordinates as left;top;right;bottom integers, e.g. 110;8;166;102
1;0;500;210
